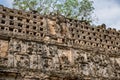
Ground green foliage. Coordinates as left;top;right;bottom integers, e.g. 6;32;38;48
79;0;94;22
13;0;94;22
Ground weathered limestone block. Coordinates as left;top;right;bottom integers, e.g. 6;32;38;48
81;63;90;76
99;67;109;77
7;54;14;67
106;65;115;77
51;53;60;70
56;24;62;37
0;57;7;66
42;58;50;70
15;54;29;68
26;42;36;55
60;23;68;36
36;43;43;55
48;19;56;35
9;39;21;52
115;58;120;68
49;46;57;57
89;62;96;76
37;55;42;69
20;41;27;54
41;45;49;58
0;40;8;57
30;55;38;69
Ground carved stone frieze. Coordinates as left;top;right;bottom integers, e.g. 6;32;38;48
0;5;120;80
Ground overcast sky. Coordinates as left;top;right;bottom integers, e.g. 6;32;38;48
0;0;120;30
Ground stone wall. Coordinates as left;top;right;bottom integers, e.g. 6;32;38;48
0;5;120;80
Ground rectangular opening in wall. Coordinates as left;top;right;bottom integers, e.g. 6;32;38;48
72;34;74;37
3;8;6;11
2;14;6;18
26;19;30;23
33;26;36;30
1;26;4;30
10;10;14;13
41;33;43;37
40;22;43;26
40;27;43;31
83;36;85;39
26;31;29;34
9;16;14;19
33;15;36;18
9;21;14;25
40;17;43;19
18;17;22;21
33;32;36;35
1;20;5;24
18;29;22;33
9;28;13;31
26;25;29;28
18;23;23;27
33;21;36;24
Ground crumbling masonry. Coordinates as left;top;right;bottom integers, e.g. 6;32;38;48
0;5;120;80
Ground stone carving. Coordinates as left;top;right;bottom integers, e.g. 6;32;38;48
15;55;29;68
30;55;38;69
0;5;120;80
0;40;8;57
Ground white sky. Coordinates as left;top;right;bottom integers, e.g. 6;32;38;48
92;0;120;30
0;0;120;30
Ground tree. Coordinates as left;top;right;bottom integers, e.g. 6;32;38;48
79;0;94;22
13;0;94;22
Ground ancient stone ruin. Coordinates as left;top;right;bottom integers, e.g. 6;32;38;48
0;5;120;80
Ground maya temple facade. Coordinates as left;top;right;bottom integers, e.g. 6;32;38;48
0;5;120;80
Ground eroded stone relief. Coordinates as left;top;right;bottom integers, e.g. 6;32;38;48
0;5;120;80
